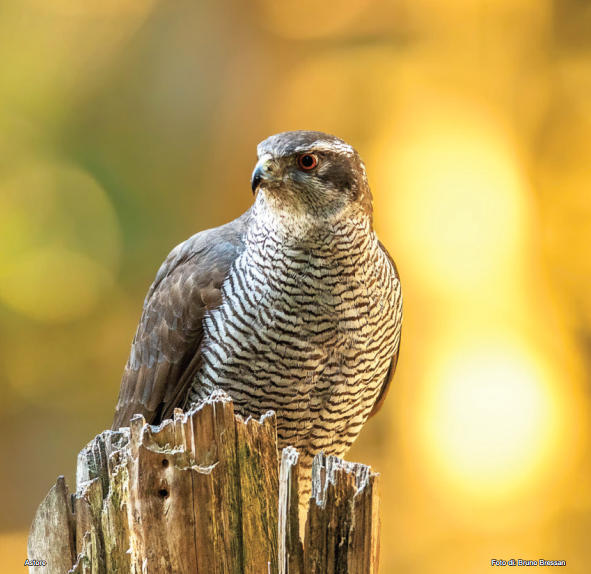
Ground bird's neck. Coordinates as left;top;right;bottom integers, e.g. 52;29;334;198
248;193;372;248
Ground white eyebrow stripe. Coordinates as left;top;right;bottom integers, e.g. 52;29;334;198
293;141;355;156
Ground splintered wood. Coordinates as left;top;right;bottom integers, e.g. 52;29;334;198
28;392;381;574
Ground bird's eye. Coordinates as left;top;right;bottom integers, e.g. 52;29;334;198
297;153;318;171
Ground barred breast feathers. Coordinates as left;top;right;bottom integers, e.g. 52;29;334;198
192;192;402;460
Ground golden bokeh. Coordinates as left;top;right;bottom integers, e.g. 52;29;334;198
0;162;120;323
256;0;374;39
373;95;532;297
0;246;114;323
418;329;571;501
27;0;157;17
1;1;590;572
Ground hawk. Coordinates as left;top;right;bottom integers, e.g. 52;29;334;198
113;131;402;497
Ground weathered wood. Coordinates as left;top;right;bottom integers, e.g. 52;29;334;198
235;411;280;574
278;446;304;574
28;476;76;573
305;454;380;574
28;393;381;574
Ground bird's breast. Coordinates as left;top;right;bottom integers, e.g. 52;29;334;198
193;227;401;459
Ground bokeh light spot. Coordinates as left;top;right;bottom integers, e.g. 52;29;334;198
419;334;564;500
375;100;532;295
0;246;114;323
0;162;120;323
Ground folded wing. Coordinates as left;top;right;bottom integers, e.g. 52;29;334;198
112;211;250;429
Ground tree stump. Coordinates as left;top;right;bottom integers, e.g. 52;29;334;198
28;391;381;573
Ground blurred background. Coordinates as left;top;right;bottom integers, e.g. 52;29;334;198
0;0;590;572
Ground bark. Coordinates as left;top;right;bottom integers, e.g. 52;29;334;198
28;391;380;574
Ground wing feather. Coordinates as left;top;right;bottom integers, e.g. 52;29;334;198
112;210;250;428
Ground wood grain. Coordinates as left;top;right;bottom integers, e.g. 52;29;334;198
28;393;381;573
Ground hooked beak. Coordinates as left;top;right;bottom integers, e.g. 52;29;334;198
251;155;275;194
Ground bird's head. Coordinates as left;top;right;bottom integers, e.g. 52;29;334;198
251;131;372;224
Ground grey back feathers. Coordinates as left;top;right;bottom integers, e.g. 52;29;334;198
113;131;402;489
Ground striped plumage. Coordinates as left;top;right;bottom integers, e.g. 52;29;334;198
113;130;402;499
190;195;401;484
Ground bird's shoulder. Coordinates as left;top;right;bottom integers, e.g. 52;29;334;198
146;208;252;303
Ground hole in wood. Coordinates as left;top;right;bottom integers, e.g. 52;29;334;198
158;488;169;499
162;458;169;468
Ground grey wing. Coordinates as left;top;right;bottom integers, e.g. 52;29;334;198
369;240;402;418
112;210;250;429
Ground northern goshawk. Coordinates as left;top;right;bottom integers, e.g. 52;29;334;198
113;130;402;499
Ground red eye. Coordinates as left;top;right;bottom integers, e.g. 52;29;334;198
298;153;318;170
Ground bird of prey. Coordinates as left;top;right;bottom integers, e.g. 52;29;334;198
113;130;402;499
